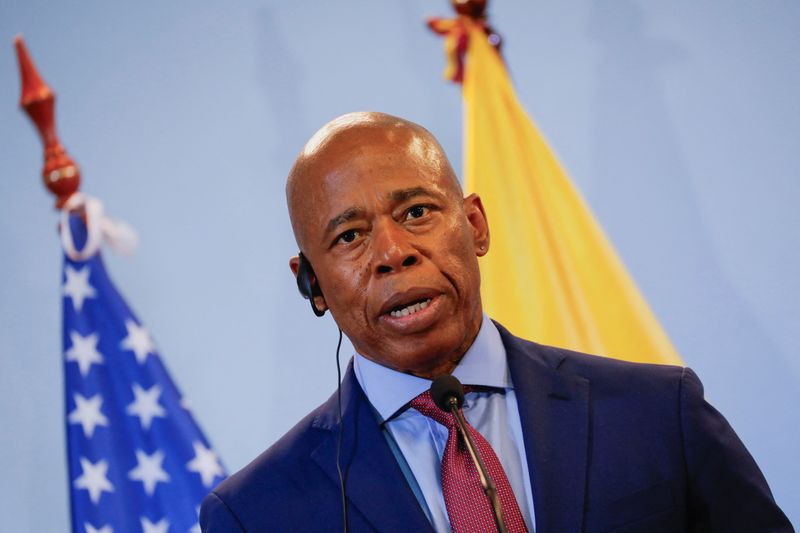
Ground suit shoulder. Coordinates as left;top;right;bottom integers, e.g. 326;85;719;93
554;342;683;379
497;322;687;398
550;342;686;395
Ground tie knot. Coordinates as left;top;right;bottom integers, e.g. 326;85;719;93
408;386;473;428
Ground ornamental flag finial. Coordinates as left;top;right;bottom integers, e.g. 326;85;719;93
427;1;502;84
15;35;81;208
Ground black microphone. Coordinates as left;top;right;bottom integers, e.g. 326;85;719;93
431;374;465;411
429;376;508;533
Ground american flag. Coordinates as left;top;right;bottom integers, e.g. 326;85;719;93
62;217;226;533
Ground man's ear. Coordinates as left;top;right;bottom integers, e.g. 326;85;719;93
463;193;490;257
289;255;329;314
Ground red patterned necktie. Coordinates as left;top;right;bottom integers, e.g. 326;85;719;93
409;389;529;533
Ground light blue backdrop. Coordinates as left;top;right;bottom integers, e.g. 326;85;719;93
1;1;798;530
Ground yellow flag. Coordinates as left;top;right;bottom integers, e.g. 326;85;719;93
461;22;680;364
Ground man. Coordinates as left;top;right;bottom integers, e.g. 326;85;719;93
200;112;791;532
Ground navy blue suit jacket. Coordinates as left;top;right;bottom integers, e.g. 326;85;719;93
200;324;792;532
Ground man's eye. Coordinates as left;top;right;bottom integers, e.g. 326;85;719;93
406;205;429;220
336;229;360;244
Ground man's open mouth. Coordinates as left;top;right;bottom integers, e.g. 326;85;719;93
388;298;432;318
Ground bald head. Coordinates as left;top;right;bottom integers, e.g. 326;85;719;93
286;112;462;250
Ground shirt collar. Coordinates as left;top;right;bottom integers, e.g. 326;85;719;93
353;315;511;422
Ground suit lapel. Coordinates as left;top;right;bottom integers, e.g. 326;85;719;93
500;325;591;533
310;363;433;532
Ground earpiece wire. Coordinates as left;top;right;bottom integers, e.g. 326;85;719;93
335;328;348;532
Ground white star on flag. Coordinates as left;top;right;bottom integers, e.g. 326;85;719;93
63;264;96;312
126;384;167;431
140;517;169;533
120;320;156;364
84;523;113;533
187;441;224;488
128;450;170;496
73;457;114;504
65;331;104;377
68;393;109;438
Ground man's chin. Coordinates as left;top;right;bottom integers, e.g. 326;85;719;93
366;332;464;378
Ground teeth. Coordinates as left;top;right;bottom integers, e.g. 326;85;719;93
390;298;432;318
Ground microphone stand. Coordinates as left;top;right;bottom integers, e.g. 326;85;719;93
446;396;508;533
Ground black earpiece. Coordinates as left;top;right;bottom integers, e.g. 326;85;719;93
296;252;326;317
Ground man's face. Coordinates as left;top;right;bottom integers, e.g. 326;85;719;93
290;128;489;377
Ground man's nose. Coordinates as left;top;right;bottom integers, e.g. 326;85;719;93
372;222;419;275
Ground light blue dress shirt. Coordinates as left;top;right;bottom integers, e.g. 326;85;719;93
354;316;536;532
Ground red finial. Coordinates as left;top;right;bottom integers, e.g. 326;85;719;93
428;0;502;83
15;35;80;208
451;0;488;19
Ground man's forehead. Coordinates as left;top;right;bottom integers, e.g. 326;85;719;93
305;126;432;176
292;136;453;207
